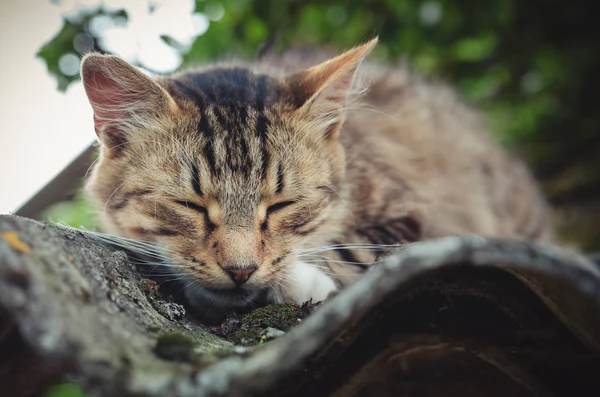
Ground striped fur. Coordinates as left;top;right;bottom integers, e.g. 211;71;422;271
81;39;555;310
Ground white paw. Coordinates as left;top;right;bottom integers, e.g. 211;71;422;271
280;261;338;305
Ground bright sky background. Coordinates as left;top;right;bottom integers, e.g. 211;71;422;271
0;0;207;214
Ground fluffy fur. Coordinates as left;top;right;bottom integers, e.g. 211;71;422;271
80;38;555;313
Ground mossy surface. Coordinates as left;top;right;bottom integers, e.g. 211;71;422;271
240;304;305;331
154;332;197;362
232;329;264;346
139;279;160;298
44;382;87;397
230;304;307;346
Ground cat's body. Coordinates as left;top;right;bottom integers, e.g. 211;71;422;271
81;39;554;314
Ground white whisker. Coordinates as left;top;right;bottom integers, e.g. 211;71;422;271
102;181;127;216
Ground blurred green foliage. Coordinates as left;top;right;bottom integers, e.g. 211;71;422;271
38;7;126;90
42;185;98;230
44;382;87;397
38;0;600;248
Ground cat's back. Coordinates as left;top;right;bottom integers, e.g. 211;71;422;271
332;59;554;243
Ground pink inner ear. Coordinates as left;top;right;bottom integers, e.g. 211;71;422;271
320;69;355;105
84;71;125;131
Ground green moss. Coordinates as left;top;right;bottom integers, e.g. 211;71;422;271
231;329;262;346
231;304;305;346
154;332;196;362
241;304;304;331
44;382;87;397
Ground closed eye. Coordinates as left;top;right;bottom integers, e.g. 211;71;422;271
176;200;215;232
266;201;296;216
175;200;207;214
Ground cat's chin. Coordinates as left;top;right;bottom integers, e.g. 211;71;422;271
198;286;262;307
183;281;270;322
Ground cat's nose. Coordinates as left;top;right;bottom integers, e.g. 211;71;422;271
224;265;257;286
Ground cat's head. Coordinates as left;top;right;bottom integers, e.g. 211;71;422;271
81;38;376;309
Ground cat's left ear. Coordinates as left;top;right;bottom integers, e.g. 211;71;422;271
80;53;178;153
287;37;378;139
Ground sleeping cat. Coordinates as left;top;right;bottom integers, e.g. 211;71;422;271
80;38;554;313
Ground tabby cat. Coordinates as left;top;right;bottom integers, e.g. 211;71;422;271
81;38;554;313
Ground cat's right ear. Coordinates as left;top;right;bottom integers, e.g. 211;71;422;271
80;53;178;154
286;38;377;139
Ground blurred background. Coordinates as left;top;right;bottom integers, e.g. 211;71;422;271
1;0;599;252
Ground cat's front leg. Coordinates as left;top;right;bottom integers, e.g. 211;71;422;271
271;261;338;305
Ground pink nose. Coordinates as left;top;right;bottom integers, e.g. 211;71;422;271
224;266;257;285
